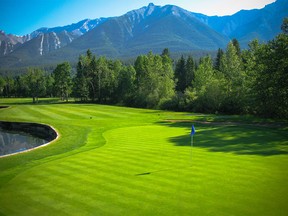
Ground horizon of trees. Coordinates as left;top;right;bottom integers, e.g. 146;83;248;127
0;19;287;119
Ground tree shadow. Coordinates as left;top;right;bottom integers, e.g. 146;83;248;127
162;122;288;156
0;98;63;105
0;99;84;107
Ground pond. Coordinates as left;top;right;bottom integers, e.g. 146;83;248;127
0;121;58;157
0;129;49;156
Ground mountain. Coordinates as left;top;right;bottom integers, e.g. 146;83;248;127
29;18;107;38
0;0;287;69
0;18;106;60
59;3;229;58
0;30;30;56
192;0;288;47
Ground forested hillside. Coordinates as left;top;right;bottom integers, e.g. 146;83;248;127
0;19;287;119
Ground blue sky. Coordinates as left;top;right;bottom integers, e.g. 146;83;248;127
0;0;276;36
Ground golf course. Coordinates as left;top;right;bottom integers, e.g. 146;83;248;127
0;98;287;215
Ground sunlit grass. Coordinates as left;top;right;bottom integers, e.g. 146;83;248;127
0;98;287;215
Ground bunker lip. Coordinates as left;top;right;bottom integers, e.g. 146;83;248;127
0;121;59;158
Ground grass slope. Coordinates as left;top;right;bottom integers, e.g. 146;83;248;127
0;99;287;215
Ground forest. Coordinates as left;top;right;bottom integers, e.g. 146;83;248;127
0;19;287;119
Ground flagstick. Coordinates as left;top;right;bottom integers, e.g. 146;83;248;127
190;134;193;165
190;124;195;166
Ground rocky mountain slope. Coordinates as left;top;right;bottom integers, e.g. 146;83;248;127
192;0;288;46
0;0;287;68
0;18;106;58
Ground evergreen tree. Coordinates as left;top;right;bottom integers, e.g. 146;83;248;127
73;55;89;101
0;76;5;96
108;60;122;102
187;56;225;113
117;65;136;104
45;74;55;98
88;55;97;101
159;50;175;106
232;38;241;56
86;49;93;61
241;39;264;114
185;55;195;88
281;17;288;34
3;76;15;98
252;22;288;118
174;55;186;93
53;62;72;101
25;68;46;103
161;48;171;58
134;51;175;108
220;42;245;113
214;48;224;71
96;56;110;102
14;75;28;97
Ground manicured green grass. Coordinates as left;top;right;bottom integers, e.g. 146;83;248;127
0;98;287;215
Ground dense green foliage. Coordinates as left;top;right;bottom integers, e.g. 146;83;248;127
0;21;287;119
53;62;73;101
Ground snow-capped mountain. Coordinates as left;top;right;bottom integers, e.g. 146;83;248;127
0;18;107;57
29;18;107;38
0;30;30;56
0;0;287;68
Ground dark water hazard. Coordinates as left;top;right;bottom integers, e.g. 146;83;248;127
0;129;49;156
0;121;57;157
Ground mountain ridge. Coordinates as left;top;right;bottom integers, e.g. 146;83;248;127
0;18;107;57
0;0;287;69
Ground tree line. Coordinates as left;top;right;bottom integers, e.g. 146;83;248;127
1;19;287;119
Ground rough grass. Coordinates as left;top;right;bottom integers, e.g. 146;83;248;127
0;98;287;215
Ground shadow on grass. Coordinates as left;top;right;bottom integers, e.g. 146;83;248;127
0;98;80;106
162;122;288;156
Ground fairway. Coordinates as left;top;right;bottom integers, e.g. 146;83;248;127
0;99;287;215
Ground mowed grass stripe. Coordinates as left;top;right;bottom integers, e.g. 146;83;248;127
2;163;127;215
31;105;71;120
0;125;195;213
0;100;287;215
39;105;100;120
1;130;286;214
22;106;57;122
28;105;88;120
9;166;188;215
0;105;36;122
13;104;72;122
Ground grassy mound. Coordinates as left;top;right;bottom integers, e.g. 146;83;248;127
0;99;287;215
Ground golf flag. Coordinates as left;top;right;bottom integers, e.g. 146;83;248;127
190;125;196;136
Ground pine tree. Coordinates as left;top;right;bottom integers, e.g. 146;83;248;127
232;38;241;57
161;48;171;58
185;55;195;88
117;65;136;104
175;55;186;93
220;42;245;113
73;55;89;101
215;48;224;71
189;56;225;113
134;51;175;108
252;21;288;118
281;17;288;34
53;62;72;101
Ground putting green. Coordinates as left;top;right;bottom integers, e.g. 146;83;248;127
0;99;287;215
